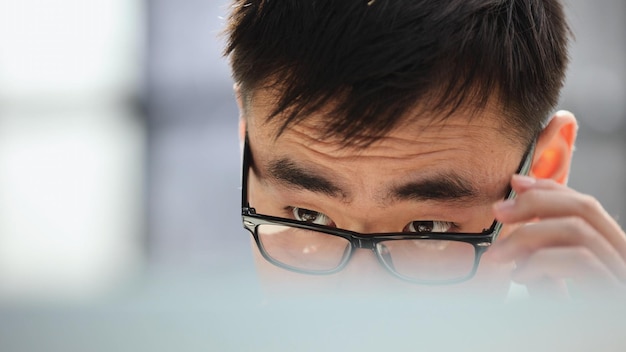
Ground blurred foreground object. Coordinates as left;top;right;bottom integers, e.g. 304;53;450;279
0;0;144;301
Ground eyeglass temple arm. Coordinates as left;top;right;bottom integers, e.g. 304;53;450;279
241;135;253;212
492;139;537;240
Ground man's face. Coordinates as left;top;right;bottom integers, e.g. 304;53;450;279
243;88;528;299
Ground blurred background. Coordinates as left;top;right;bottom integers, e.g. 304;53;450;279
0;0;624;303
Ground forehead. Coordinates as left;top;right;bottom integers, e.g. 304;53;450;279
245;88;526;204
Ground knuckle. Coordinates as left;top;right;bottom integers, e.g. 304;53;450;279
562;216;593;242
577;194;602;214
575;247;598;267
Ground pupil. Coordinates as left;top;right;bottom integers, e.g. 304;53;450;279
416;222;433;233
298;209;318;222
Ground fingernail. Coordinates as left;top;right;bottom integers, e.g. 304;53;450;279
513;174;536;187
494;199;516;213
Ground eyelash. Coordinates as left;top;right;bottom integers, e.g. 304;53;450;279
283;206;462;233
283;206;334;222
409;221;461;233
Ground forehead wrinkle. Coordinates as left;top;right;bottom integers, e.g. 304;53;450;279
285;115;506;153
273;131;505;205
251;108;525;208
285;127;477;163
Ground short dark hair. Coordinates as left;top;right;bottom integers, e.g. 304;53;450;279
224;0;571;146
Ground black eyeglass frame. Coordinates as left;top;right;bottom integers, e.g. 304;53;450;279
242;137;536;284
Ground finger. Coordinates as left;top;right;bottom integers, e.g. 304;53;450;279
510;175;574;194
494;188;591;223
491;218;626;281
524;277;570;300
512;247;624;298
493;188;626;260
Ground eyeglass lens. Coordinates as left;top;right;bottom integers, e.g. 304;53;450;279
257;224;477;282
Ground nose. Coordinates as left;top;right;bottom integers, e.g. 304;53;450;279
338;247;396;289
340;215;400;234
331;218;407;289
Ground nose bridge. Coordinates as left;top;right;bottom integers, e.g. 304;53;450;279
339;212;396;255
335;198;399;257
334;180;403;233
340;205;399;234
329;205;401;284
339;245;392;284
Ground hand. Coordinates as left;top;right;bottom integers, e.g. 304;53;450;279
491;175;626;300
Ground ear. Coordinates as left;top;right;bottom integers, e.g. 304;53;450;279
531;110;578;185
239;118;247;146
235;84;247;143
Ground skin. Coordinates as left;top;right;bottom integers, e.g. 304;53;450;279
238;87;626;300
492;175;626;299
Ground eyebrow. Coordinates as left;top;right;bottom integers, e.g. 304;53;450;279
267;158;344;198
266;157;483;203
391;174;479;203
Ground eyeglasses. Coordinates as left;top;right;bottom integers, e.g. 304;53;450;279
241;137;535;285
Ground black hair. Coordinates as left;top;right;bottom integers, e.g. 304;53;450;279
225;0;571;146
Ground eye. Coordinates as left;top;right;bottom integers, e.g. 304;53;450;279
404;220;455;233
291;207;335;227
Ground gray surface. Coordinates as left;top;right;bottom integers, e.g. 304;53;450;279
2;296;626;352
146;0;248;270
